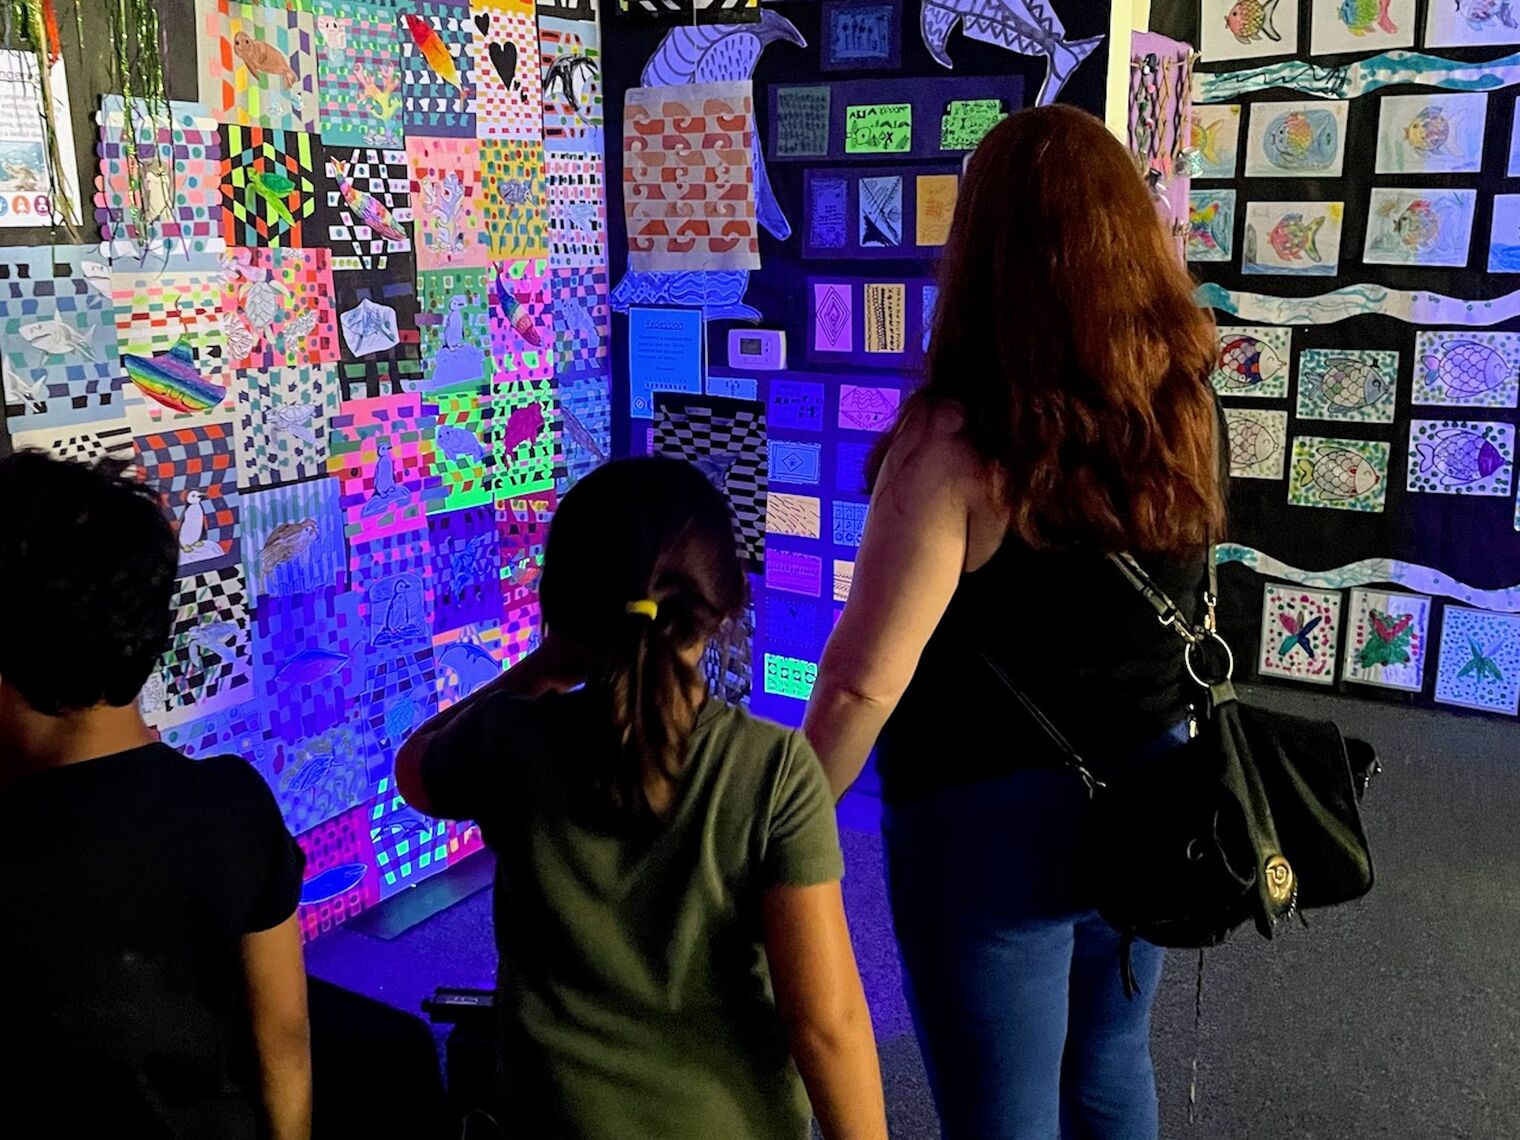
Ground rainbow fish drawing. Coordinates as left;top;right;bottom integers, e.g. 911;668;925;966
122;337;226;413
330;159;407;243
494;268;542;347
402;13;460;90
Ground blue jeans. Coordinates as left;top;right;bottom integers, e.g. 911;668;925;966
883;764;1171;1140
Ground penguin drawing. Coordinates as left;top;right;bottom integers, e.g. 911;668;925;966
179;490;207;551
376;576;424;644
442;295;468;350
362;437;410;516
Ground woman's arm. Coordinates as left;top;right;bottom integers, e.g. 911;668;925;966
242;915;311;1140
803;409;982;797
763;882;887;1140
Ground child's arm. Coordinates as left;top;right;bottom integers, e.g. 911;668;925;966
763;882;888;1140
241;915;311;1140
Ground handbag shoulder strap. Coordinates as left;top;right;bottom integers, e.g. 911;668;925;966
976;650;1106;795
1108;549;1236;704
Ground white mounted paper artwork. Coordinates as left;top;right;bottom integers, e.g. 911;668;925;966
1191;104;1242;178
1243;200;1344;276
1200;0;1301;64
1375;93;1488;175
1311;0;1416;53
1364;189;1477;268
1244;100;1348;177
1426;0;1520;49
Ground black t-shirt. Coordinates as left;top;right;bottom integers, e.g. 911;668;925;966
0;744;305;1139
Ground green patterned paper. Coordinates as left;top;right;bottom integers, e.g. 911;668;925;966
1288;437;1390;513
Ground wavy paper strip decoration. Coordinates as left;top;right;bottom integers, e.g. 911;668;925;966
1196;51;1520;104
1219;545;1520;613
1196;282;1520;327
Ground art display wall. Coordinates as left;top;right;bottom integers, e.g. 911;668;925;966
599;0;1114;726
1149;1;1520;719
0;0;612;942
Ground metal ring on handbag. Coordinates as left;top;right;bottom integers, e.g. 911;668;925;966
1184;630;1235;688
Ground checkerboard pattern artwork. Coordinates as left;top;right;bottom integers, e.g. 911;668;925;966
114;258;234;432
296;804;383;944
549;264;607;372
351;528;438;664
95;98;225;260
265;713;374;835
488;257;552;379
145;566;254;729
426;385;497;511
417;265;492;392
368;775;452;898
432;620;506;709
334;258;425;398
221;247;341;370
471;0;542;140
407;135;488;270
328;392;436;541
493;372;557;496
235;363;340;488
539;16;603;152
219;126;320;247
497;489;553;608
362;648;439;778
399;0;477;138
254;586;367;742
545;152;604;268
481;140;547;260
197;0;321;132
655;398;768;567
157;701;266;762
314;0;405;148
9;421;136;465
241;477;348;602
136;422;242;574
501;600;542;664
428;504;504;632
315;146;414;271
0;244;122;431
555;367;610;491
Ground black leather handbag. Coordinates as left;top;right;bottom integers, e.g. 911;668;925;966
980;550;1377;993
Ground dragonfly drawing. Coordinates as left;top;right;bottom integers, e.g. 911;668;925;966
1277;610;1322;659
1456;639;1504;683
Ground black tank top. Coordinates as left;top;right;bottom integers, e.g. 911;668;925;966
875;539;1209;804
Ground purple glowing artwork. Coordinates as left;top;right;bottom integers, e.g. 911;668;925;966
766;548;824;596
769;378;826;432
808;276;936;367
804;165;959;259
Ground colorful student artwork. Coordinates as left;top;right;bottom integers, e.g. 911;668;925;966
492;373;557;496
197;0;321;132
489;257;553;379
940;99;1006;151
1343;588;1431;693
1197;281;1520;328
1258;583;1341;685
1425;0;1520;48
1364;188;1477;268
313;0;404;148
1191;103;1241;178
1407;419;1515;497
845;103;912;154
1225;407;1288;480
417;266;492;391
1242;200;1344;276
114;257;235;432
254;587;366;743
803;166;957;259
481;140;548;260
328;392;434;541
540;16;603;152
407;135;487;269
1187;189;1236;262
497;490;553;608
428;505;504;632
623;81;759;272
399;0;477;137
863;284;905;354
916;174;958;246
1487;194;1520;273
221;247;342;371
654;397;769;567
821;0;901;70
918;0;1100;106
544;151;602;266
1288;436;1390;512
470;0;542;140
773;85;832;159
95;98;226;263
145;567;255;729
1311;0;1415;52
763;653;818;701
1413;332;1520;408
1243;100;1348;177
1434;607;1520;714
1211;325;1291;398
235;364;341;488
1194;46;1520;103
316;148;413;272
766;492;823;539
1296;350;1399;424
1198;0;1300;63
240;477;348;601
813;281;854;354
138;422;243;574
1375;93;1487;175
425;388;496;512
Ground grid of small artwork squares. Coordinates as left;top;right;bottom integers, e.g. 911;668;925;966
1;0;610;944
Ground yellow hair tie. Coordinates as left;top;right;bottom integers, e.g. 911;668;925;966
625;598;659;620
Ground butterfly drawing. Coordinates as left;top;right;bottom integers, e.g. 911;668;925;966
1277;611;1322;659
1456;639;1504;682
1355;609;1414;669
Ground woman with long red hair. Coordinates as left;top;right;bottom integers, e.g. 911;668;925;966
804;105;1226;1139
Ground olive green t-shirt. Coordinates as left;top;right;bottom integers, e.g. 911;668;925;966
419;689;844;1139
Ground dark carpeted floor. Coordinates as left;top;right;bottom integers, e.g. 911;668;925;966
307;688;1519;1138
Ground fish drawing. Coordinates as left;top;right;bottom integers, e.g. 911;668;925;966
2;358;47;403
1380;197;1440;252
1216;335;1285;389
1261;109;1340;171
402;12;461;90
1459;0;1518;33
1456;639;1505;681
560;405;607;463
1295;445;1382;501
1355;609;1414;669
1414;428;1508;486
376;809;432;849
1189;199;1230;253
1423;340;1512;398
266;403;320;444
1226;0;1283;44
1303;357;1392;411
494;267;542;347
501;403;545;453
259;519;320;583
329;158;408;243
435;423;487;461
543;52;600;119
1228;415;1282;471
1191;113;1226;168
498;179;533;205
1268;212;1325;262
1277;611;1323;658
18;314;94;362
919;0;1102;105
299;863;368;905
1339;0;1398;35
438;641;501;696
274;647;350;688
233;31;299;87
1403;106;1454;155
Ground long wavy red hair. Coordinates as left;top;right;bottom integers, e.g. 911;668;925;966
871;104;1224;554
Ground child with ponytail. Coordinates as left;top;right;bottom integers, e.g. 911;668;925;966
396;457;886;1140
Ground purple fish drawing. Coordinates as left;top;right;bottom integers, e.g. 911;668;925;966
1422;340;1511;398
1415;428;1508;486
299;863;369;905
274;647;351;688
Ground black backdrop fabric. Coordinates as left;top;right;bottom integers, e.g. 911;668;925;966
1151;2;1520;717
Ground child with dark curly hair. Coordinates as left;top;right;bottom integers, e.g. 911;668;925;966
0;451;311;1140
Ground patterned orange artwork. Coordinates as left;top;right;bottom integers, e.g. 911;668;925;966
622;80;759;272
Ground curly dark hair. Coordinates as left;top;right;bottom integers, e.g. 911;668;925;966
0;451;178;715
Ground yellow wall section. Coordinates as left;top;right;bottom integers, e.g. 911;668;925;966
1105;0;1153;137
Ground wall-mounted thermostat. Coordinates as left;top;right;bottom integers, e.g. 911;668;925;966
727;328;786;371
